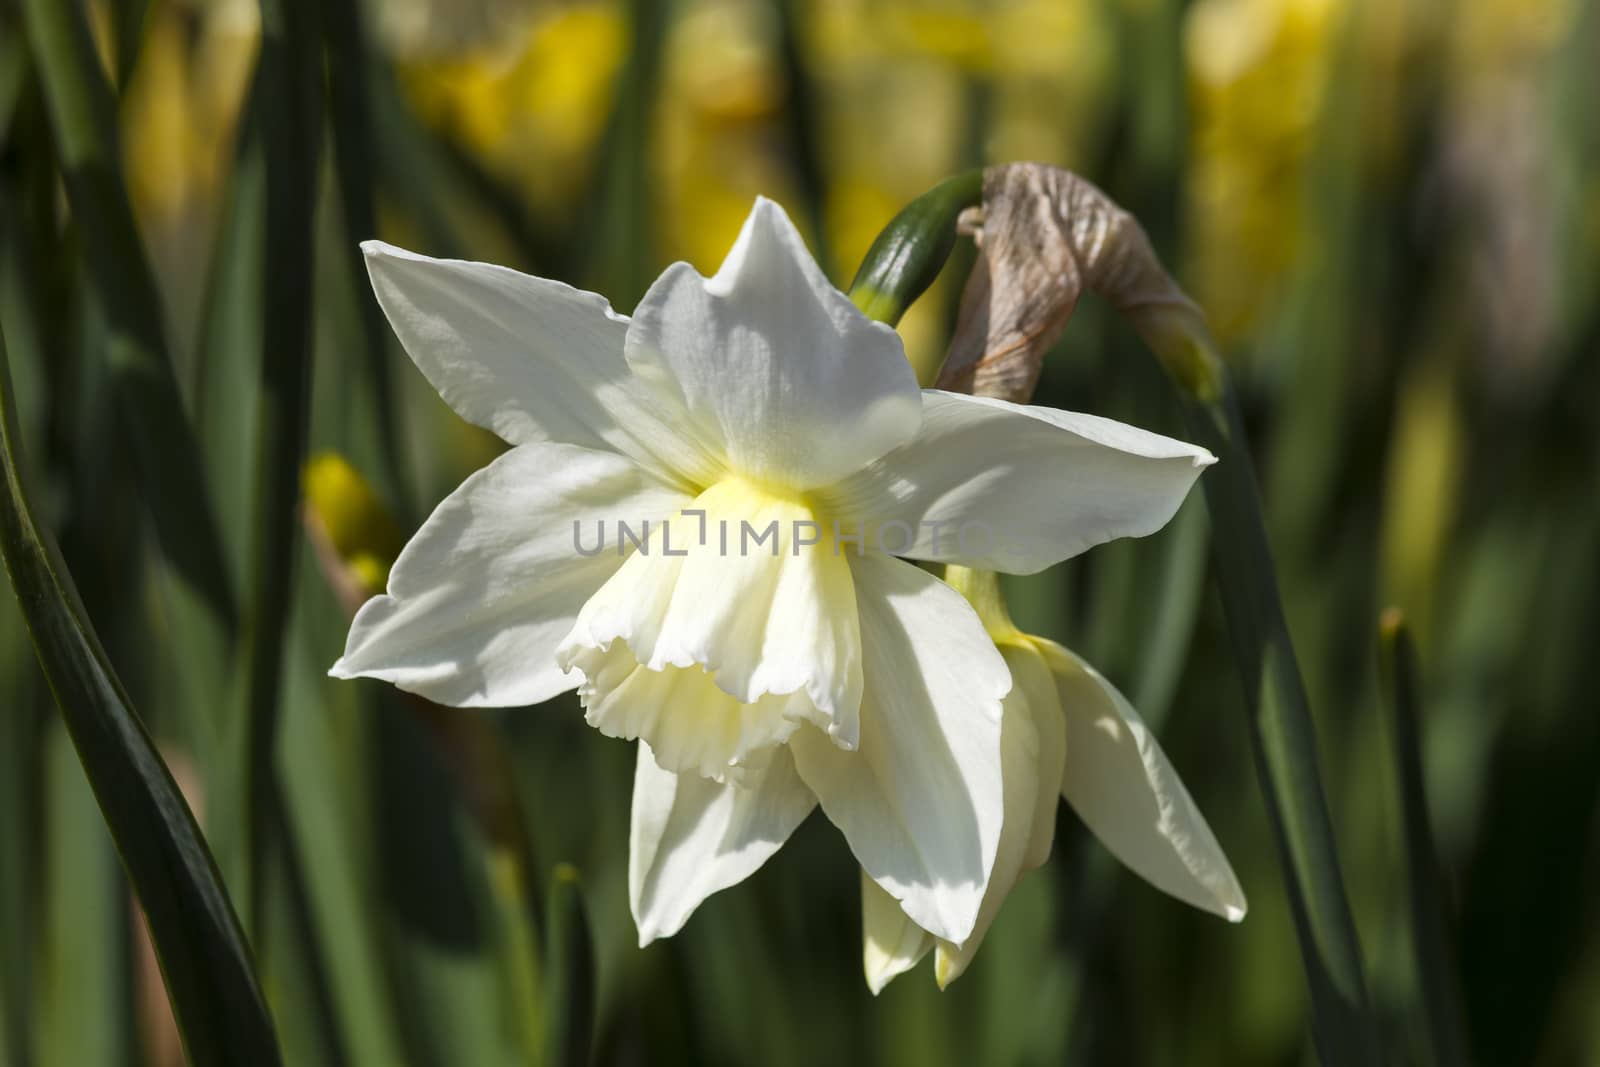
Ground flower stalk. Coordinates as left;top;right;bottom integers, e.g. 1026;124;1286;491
951;162;1381;1064
847;170;983;328
849;171;1243;993
19;0;237;630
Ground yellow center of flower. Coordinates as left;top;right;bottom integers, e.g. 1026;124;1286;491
669;476;841;560
555;475;863;781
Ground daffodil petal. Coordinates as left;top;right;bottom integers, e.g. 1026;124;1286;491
330;443;688;707
932;641;1058;988
1037;639;1247;922
630;742;816;945
1015;640;1067;871
860;871;933;995
790;552;1008;945
362;241;716;486
623;197;922;490
824;391;1214;574
570;647;818;783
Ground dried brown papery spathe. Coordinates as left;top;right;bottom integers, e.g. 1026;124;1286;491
938;163;1222;405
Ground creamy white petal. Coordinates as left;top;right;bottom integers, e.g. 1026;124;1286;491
1038;639;1247;922
330;443;688;707
861;872;933;994
363;241;717;486
823;390;1214;574
630;742;816;945
622;198;922;490
1015;640;1067;872
932;640;1061;987
556;481;863;778
569;647;820;784
790;552;1009;945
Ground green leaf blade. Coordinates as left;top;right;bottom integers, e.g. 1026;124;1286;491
18;0;237;630
0;329;282;1067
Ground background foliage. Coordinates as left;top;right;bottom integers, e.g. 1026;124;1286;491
1;0;1598;1064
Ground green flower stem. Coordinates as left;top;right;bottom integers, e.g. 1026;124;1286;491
1380;610;1469;1067
242;0;323;940
0;326;282;1067
542;865;596;1067
847;171;982;330
857;168;1379;1060
19;0;237;630
1135;310;1384;1066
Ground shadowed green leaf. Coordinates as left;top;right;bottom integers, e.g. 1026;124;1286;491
0;587;35;1067
38;725;131;1067
1380;611;1469;1067
240;0;323;937
18;0;236;629
1169;376;1384;1066
321;0;414;520
0;327;282;1067
543;865;596;1067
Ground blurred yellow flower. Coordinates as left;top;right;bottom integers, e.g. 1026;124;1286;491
118;0;259;230
1183;0;1339;343
658;0;794;273
303;452;403;595
1452;0;1576;74
399;3;628;211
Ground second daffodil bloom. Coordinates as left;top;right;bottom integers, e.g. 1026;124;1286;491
862;567;1247;991
331;197;1220;953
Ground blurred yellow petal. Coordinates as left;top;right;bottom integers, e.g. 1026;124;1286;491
302;451;403;586
1183;0;1339;343
400;3;627;208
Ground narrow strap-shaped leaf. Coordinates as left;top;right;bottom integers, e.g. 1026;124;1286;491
18;0;237;629
370;695;526;1067
0;327;282;1066
1127;492;1210;721
1380;611;1469;1067
542;865;595;1067
241;0;323;936
320;0;414;520
38;726;132;1067
0;598;35;1067
0;27;27;141
111;0;152;96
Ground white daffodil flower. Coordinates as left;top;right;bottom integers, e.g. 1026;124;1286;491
330;197;1215;949
862;604;1247;993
